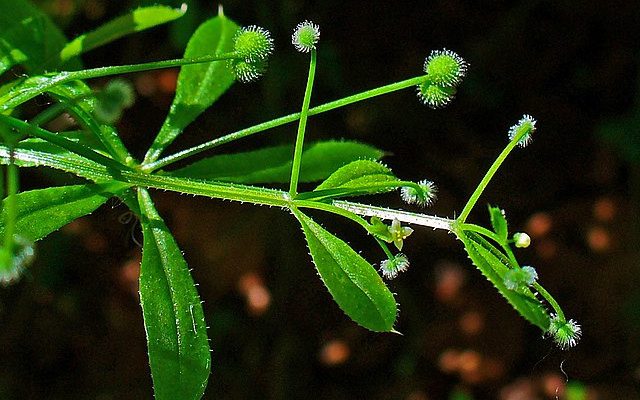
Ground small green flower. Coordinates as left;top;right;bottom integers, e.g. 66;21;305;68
513;232;531;248
292;20;320;53
423;49;468;86
233;25;274;62
508;114;536;147
380;253;410;280
388;218;413;251
401;180;437;207
548;314;582;349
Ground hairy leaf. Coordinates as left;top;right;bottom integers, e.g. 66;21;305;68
488;205;508;243
137;188;211;400
46;81;132;163
293;209;397;332
457;230;549;330
0;0;80;75
170;140;385;184
0;182;126;242
144;14;238;163
307;159;399;200
60;5;187;61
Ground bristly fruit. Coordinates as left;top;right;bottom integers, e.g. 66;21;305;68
416;80;456;109
401;180;437;207
292;20;320;53
423;49;468;86
548;314;582;349
380;253;410;280
233;25;274;62
508;114;536;147
228;58;268;83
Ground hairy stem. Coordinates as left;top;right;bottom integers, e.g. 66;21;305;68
142;74;429;172
457;126;531;223
289;50;317;196
333;200;453;231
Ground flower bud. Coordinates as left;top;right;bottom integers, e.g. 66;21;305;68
513;232;531;248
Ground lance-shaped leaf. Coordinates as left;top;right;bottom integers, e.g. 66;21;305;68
60;5;187;62
143;15;238;163
0;182;127;242
0;0;81;75
488;205;508;243
169;140;385;184
457;230;550;330
0;139;114;183
137;188;211;400
307;159;399;200
292;209;397;332
46;80;133;163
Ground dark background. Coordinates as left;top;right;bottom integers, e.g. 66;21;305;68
2;0;640;399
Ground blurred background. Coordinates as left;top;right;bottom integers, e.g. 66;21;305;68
1;0;640;399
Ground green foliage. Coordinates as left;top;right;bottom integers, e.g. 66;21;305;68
169;140;384;183
456;230;549;330
144;15;239;163
293;209;397;332
0;4;579;398
138;189;211;400
0;183;126;242
0;0;80;74
60;5;187;61
314;159;398;194
488;205;508;243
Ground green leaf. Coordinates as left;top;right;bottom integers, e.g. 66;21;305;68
144;14;238;163
169;140;385;184
0;0;81;75
46;81;133;163
457;230;550;330
0;182;126;242
292;209;397;332
305;159;399;200
137;188;211;400
60;5;187;62
0;139;114;182
488;205;508;243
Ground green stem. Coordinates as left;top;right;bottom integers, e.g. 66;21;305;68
293;199;371;231
458;222;520;267
289;50;317;196
296;180;424;201
67;53;238;81
3;146;18;253
30;102;68;126
0;114;127;172
1;53;239;112
142;74;429;172
333;200;453;231
457;125;532;223
533;282;565;322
